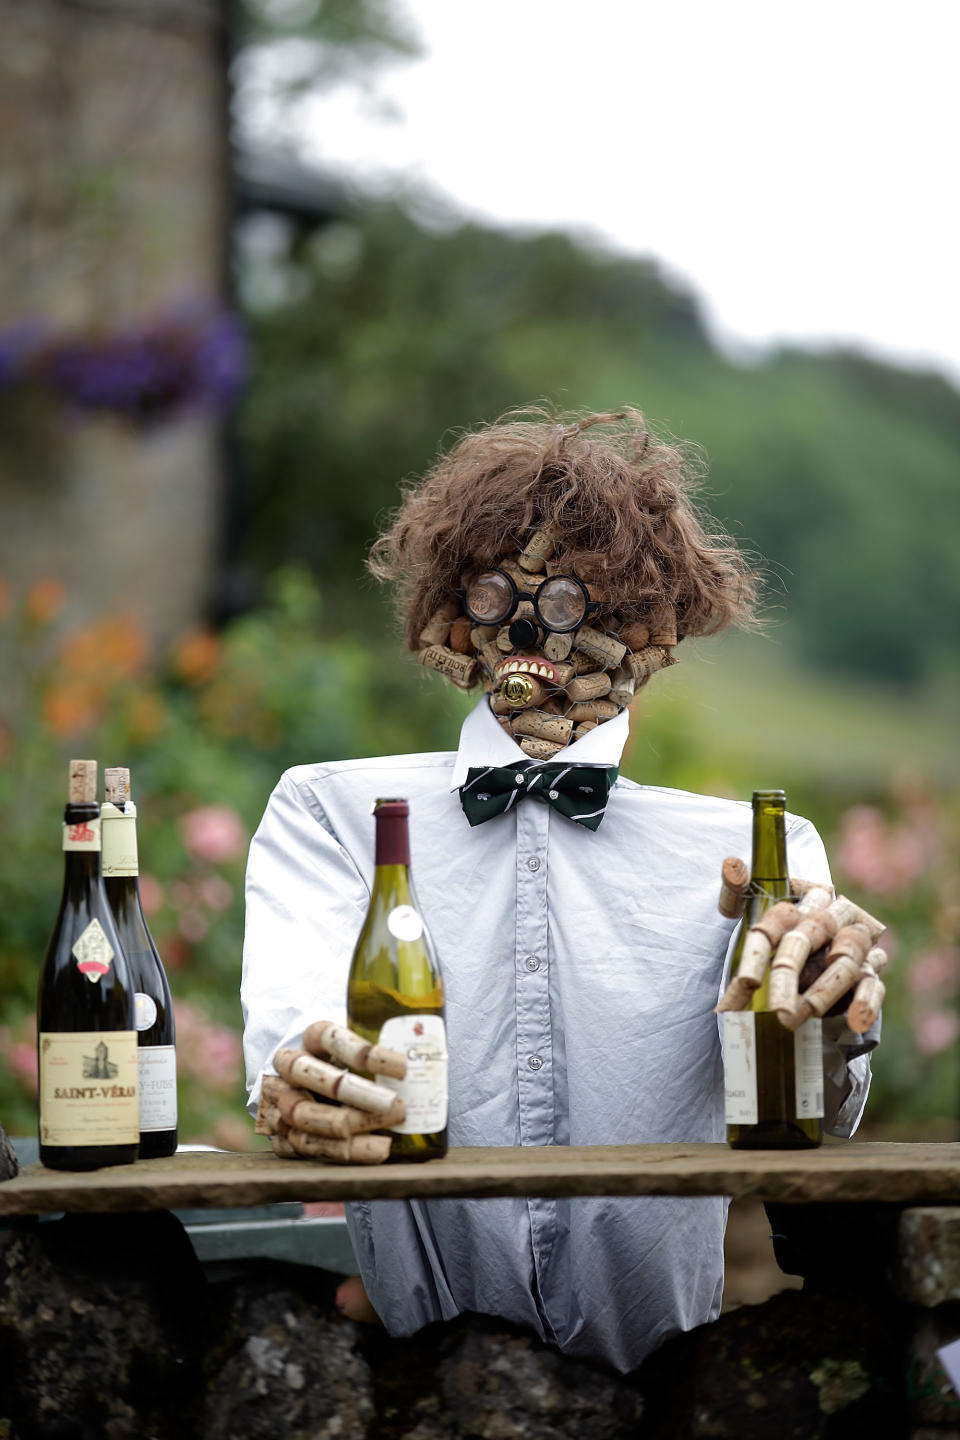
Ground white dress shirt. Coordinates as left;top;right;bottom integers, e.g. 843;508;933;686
241;699;875;1372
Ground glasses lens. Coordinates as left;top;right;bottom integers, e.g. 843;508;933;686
536;575;586;631
465;570;514;624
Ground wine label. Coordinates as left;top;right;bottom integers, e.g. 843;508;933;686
138;1045;178;1132
38;1030;139;1147
72;918;115;984
794;1018;825;1119
387;905;424;942
101;805;139;877
376;1014;448;1135
722;1012;758;1124
63;817;101;851
134;992;158;1031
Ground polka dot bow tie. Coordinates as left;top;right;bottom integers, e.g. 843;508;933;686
458;762;619;831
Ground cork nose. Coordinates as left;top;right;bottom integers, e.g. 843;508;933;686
508;617;539;650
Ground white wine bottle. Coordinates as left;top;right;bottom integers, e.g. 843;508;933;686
346;798;448;1161
37;760;139;1170
102;767;178;1159
724;789;823;1149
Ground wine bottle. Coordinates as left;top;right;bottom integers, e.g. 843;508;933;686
346;798;448;1161
724;789;823;1149
102;767;178;1159
37;760;139;1170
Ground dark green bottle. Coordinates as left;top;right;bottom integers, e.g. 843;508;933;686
37;760;139;1171
725;790;823;1150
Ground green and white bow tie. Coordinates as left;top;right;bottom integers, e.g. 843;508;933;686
458;761;618;831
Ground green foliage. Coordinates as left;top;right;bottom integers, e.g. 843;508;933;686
237;200;960;686
0;567;469;1145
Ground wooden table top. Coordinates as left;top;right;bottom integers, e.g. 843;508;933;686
3;1141;960;1216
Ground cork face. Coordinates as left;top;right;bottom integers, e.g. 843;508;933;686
417;536;678;759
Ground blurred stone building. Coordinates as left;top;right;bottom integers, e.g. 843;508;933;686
0;0;231;645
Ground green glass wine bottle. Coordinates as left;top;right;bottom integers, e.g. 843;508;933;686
346;798;448;1161
724;790;823;1149
102;766;178;1159
37;760;139;1170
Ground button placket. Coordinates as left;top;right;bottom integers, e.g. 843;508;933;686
515;799;551;1148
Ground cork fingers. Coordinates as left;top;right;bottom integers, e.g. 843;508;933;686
714;857;888;1035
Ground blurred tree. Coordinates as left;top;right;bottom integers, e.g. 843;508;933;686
235;196;960;686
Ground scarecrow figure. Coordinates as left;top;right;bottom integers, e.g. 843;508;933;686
242;408;878;1372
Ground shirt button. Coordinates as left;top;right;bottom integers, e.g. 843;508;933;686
515;774;525;785
524;955;541;972
527;1054;544;1071
527;856;541;872
548;789;559;800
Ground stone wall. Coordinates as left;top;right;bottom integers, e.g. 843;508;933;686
0;0;229;646
2;1203;960;1439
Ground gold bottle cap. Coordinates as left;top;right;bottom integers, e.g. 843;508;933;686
502;673;535;707
68;759;97;804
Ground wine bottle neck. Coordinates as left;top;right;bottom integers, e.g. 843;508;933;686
750;792;788;886
374;803;410;866
101;800;139;878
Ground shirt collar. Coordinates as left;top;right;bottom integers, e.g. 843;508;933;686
450;697;631;789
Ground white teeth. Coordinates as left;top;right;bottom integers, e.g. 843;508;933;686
519;661;530;672
497;658;555;681
538;665;549;677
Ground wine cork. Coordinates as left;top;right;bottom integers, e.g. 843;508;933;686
566;672;612;702
471;623;500;642
846;972;886;1034
649;611;678;647
565;698;619;724
496;626;514;652
574;625;626;668
304;1020;407;1080
735;930;772;988
273;1048;405;1119
790;951;865;1023
625;646;671;686
475;637;503;677
418;645;478;688
795;884;834;912
718;857;750;918
773;910;839;971
539;693;566;716
448;616;475;654
544;630;574;662
271;1133;297;1159
769;965;800;1016
828;895;886;942
864;945;889;976
570;649;601;675
104;767;130;805
519;736;566;760
791;878;833;902
607;665;639;711
572;721;598;740
827;923;873;965
753;901;800;947
418;600;459;648
286;1130;393;1164
518;528;556;572
618;621;651;651
511;709;574;745
68;759;97;804
715;975;756;1012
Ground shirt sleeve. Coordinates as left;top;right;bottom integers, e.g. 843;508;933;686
240;769;370;1114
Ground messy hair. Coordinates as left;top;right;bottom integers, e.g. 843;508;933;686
368;406;761;651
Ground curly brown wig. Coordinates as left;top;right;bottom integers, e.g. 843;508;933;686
368;406;760;652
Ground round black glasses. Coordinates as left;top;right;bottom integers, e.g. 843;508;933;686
457;569;601;635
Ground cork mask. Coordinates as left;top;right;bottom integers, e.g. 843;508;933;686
417;529;678;761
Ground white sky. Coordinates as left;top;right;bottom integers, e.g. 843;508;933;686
250;0;960;386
